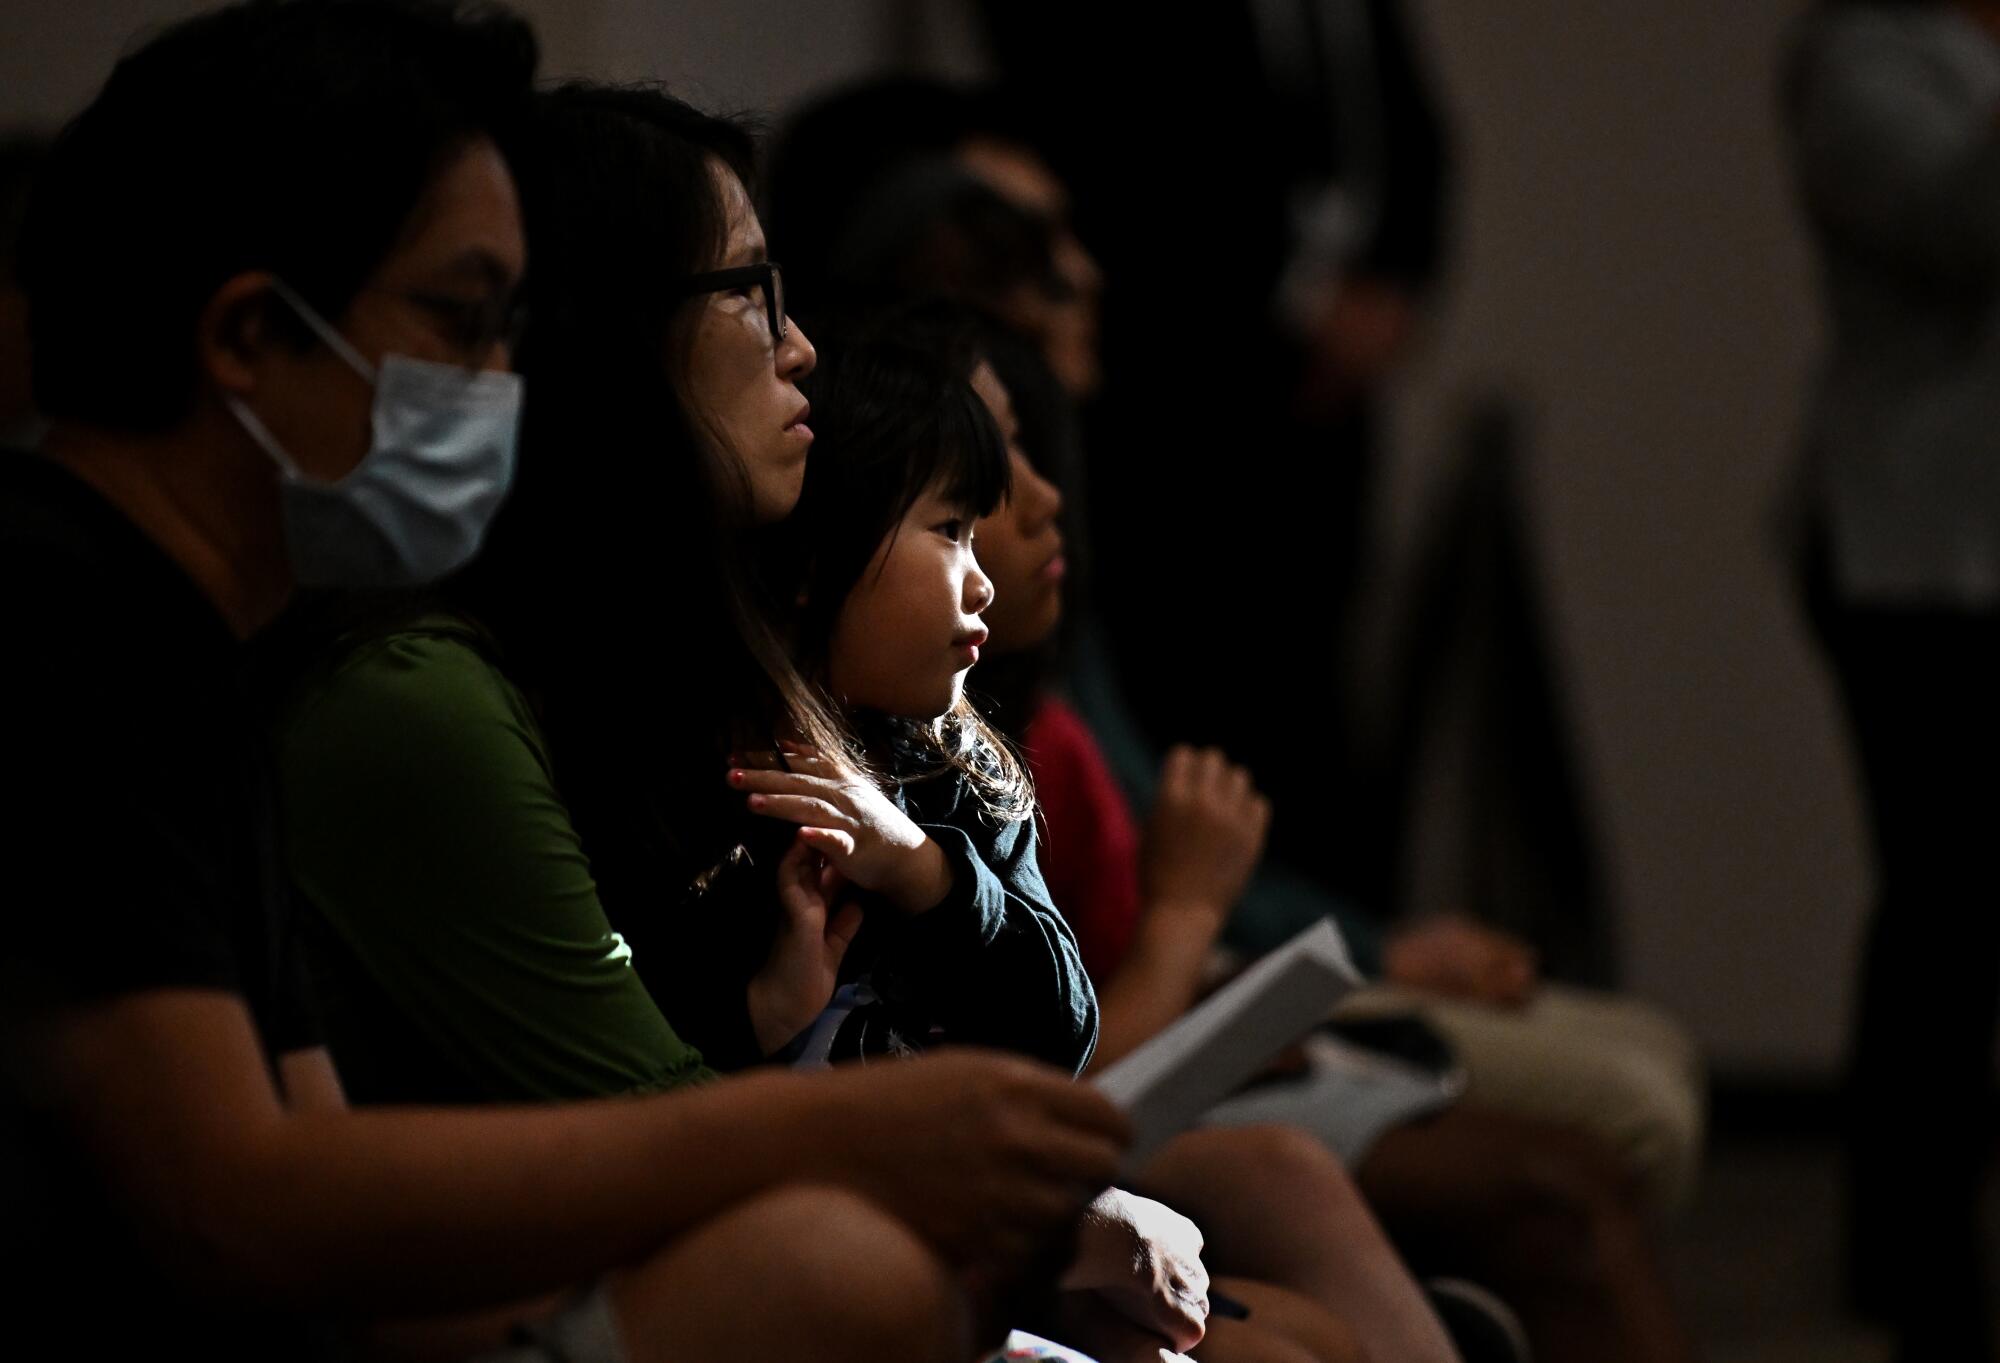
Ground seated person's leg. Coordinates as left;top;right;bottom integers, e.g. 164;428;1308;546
1203;1280;1364;1363
1136;1124;1458;1363
1358;1105;1696;1363
1353;983;1707;1216
603;1185;971;1363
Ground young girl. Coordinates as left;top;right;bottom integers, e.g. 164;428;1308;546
727;311;1094;1072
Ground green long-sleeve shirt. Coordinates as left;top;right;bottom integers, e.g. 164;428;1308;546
277;616;714;1103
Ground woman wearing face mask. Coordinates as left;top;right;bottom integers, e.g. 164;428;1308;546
272;82;1129;1335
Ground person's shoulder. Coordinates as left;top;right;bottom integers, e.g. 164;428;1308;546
278;610;550;780
299;612;514;715
0;454;163;604
0;455;225;695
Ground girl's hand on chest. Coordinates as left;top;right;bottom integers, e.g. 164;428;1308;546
729;742;955;914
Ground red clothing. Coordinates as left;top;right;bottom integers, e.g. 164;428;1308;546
1022;695;1144;983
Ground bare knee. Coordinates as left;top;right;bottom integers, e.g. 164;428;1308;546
1221;1123;1366;1213
759;1186;969;1361
613;1185;969;1363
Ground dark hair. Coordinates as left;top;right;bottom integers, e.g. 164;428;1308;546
778;304;1032;821
819;160;1061;324
450;81;849;893
765;76;1048;321
20;0;536;431
958;318;1091;738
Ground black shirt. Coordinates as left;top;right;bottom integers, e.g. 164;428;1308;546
0;452;325;1358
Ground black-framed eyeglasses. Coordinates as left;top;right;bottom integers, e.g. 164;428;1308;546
678;261;787;342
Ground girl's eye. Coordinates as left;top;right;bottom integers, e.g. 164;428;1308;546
936;518;966;541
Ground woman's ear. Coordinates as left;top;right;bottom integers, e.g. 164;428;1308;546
196;271;281;399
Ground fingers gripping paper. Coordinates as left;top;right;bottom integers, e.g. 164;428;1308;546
1092;919;1363;1171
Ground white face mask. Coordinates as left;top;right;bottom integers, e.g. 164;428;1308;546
225;278;522;588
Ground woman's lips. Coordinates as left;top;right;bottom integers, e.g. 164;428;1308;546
1039;553;1067;584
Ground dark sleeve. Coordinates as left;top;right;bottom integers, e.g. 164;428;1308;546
5;650;241;1018
879;809;1099;1074
1358;0;1453;291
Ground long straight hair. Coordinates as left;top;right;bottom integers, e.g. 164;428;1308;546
451;81;849;893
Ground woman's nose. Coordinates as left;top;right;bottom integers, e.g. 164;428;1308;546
778;315;816;379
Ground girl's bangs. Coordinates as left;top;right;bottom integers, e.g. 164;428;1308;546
922;379;1013;519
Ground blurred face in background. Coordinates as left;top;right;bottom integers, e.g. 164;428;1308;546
968;360;1066;653
956;138;1104;397
681;161;819;524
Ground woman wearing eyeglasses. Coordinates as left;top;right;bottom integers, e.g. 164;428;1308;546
273;82;850;1097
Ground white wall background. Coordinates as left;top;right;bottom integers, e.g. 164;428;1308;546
1383;0;1867;1076
0;0;1869;1078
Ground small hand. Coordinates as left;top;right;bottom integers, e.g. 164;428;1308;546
729;744;954;915
1141;746;1271;936
1061;1188;1210;1352
1383;915;1539;1007
746;838;864;1054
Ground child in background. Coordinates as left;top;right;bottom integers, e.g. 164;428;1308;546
967;321;1701;1363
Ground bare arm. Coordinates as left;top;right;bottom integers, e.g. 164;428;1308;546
34;990;1129;1317
1086;748;1270;1073
1088;911;1228;1073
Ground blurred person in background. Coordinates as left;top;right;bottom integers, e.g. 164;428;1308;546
974;0;1450;906
959;314;1701;1363
1786;2;2000;1357
769;67;1704;1221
